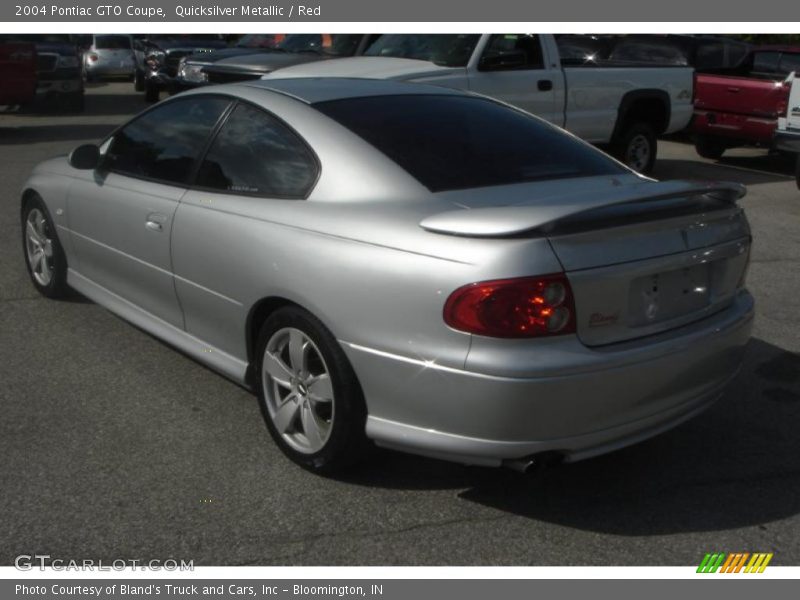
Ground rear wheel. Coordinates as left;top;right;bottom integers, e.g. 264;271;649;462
695;136;726;160
21;195;70;299
256;306;370;474
612;122;657;173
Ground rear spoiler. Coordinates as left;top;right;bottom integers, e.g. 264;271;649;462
419;180;746;238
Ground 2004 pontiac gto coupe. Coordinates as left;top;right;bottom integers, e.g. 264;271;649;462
21;78;754;473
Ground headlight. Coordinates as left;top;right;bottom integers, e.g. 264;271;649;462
179;62;209;83
57;55;79;69
146;50;165;68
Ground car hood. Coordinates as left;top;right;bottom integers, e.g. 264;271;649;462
184;46;271;66
261;56;463;81
204;52;330;75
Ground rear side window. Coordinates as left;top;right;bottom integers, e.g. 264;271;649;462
105;96;230;185
610;40;687;65
196;103;318;198
779;53;800;76
752;51;781;74
315;95;625;193
95;35;132;50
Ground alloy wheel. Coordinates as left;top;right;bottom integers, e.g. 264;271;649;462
25;208;54;287
262;327;335;454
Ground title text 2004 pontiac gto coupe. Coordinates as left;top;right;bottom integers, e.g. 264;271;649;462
21;78;754;473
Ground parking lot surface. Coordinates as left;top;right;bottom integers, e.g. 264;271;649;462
1;82;799;566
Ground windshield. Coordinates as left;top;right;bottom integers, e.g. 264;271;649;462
95;35;132;50
316;94;625;193
275;34;363;56
236;34;286;49
364;34;480;67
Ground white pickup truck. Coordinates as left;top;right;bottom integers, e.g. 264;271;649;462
263;34;694;173
774;71;800;189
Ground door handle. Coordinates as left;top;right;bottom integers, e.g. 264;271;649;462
538;79;553;91
145;212;167;233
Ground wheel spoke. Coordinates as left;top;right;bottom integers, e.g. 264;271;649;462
26;221;44;245
288;330;307;375
301;403;323;450
272;395;299;433
263;351;293;387
34;212;47;238
308;374;333;403
43;240;53;258
31;250;44;270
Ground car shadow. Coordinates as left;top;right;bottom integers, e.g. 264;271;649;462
653;158;795;185
340;338;800;536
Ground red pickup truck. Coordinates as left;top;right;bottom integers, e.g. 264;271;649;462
0;37;37;107
692;45;800;158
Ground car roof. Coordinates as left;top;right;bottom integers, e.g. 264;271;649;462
241;77;467;104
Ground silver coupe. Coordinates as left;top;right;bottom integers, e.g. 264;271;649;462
21;78;754;473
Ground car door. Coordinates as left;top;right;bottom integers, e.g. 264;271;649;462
174;101;320;359
66;95;231;328
467;34;562;125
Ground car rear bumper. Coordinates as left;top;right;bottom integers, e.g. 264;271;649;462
692;109;777;146
345;291;754;466
774;128;800;153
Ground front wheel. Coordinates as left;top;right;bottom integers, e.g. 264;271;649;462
22;195;70;299
795;155;800;191
256;307;370;474
612;122;657;174
144;80;159;103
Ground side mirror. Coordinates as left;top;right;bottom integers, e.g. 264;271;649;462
68;144;100;170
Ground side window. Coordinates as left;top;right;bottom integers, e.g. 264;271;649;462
104;97;230;185
480;34;544;71
778;53;800;77
752;51;781;75
695;43;725;70
195;103;318;198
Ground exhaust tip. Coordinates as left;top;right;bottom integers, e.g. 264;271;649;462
502;451;564;474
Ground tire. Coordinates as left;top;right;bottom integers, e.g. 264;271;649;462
612;122;657;174
695;136;726;160
795;155;800;191
144;81;159;103
134;69;144;92
64;92;84;114
21;194;70;299
255;306;370;474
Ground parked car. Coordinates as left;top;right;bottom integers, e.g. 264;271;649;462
202;34;378;85
263;34;695;173
774;70;800;188
25;34;84;112
83;34;136;82
0;35;37;108
21;78;753;473
608;35;751;70
172;34;286;92
136;34;229;102
692;46;800;158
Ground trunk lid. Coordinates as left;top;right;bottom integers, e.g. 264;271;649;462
422;178;751;346
695;72;789;119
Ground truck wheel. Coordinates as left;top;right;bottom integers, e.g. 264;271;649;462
134;69;144;92
695;136;726;160
144;81;159;103
613;122;657;174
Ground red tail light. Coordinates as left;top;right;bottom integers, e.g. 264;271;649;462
88;53;99;62
444;274;576;338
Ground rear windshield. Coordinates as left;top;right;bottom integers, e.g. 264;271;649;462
95;35;132;50
314;94;625;192
364;34;480;67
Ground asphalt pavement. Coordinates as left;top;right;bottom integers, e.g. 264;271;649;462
1;82;799;566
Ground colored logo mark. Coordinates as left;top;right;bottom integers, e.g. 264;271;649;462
697;553;773;573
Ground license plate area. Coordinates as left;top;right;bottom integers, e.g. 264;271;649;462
627;263;711;327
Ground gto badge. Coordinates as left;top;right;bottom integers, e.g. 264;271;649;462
589;312;619;327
